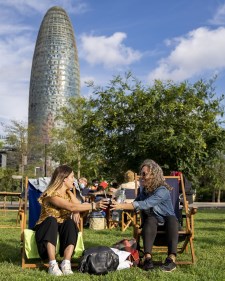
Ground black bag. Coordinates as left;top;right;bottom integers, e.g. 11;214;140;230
78;246;119;275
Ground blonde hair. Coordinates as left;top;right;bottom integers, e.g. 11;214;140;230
79;177;87;183
124;170;135;182
140;159;172;192
38;165;73;203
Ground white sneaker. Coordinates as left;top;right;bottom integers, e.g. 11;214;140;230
48;263;63;276
60;261;73;275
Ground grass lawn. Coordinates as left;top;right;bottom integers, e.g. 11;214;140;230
0;208;224;281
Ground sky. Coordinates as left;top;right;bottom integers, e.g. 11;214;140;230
1;0;225;134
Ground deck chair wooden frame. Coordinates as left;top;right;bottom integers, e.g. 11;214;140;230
133;174;197;265
20;176;84;269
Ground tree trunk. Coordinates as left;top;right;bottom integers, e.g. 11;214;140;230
217;189;221;203
77;153;81;179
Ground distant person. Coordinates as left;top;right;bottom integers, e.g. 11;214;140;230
34;165;108;276
74;177;88;203
110;170;138;203
111;159;179;272
89;179;99;192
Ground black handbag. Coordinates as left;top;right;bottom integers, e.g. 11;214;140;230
78;246;119;275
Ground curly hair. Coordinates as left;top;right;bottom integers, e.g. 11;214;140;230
38;165;73;203
140;159;172;192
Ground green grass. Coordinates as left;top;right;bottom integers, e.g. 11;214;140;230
0;209;224;281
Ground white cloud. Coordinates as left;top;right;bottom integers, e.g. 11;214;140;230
0;32;34;122
1;0;88;15
148;27;225;82
209;3;225;25
79;32;142;69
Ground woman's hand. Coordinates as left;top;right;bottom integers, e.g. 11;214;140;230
72;212;80;225
95;198;110;210
110;199;121;210
110;200;134;211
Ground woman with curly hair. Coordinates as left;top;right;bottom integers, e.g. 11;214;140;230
111;159;178;272
35;165;108;276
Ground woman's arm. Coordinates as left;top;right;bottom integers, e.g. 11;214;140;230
110;200;134;211
111;186;169;212
133;186;168;211
46;195;109;213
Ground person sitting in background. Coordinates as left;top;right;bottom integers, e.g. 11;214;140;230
74;177;88;203
89;179;99;192
111;159;178;272
120;170;136;189
93;180;109;199
110;170;138;203
79;177;88;190
34;165;108;276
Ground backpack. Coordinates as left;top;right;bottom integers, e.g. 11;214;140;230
78;246;119;275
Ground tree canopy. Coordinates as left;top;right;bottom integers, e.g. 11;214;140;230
81;73;225;182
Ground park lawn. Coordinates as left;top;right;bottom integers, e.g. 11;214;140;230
0;209;224;281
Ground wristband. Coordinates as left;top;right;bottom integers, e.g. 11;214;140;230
91;202;96;211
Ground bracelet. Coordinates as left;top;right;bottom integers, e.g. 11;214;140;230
91;202;96;211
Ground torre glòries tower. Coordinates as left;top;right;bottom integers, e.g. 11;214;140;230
28;6;80;146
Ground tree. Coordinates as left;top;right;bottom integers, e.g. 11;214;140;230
2;120;28;175
201;152;225;202
84;73;225;184
49;96;103;179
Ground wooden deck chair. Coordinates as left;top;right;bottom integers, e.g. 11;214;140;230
133;174;197;265
20;176;84;269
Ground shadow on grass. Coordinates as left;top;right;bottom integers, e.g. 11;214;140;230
195;218;225;224
195;236;225;246
0;239;21;265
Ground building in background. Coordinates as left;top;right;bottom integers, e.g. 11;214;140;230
28;6;80;172
28;6;80;145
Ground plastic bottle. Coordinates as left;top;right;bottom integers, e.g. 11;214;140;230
112;189;126;221
117;189;126;203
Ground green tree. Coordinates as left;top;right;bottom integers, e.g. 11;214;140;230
2;120;28;175
201;152;225;202
49;96;103;179
84;73;225;184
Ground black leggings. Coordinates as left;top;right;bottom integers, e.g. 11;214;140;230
35;217;78;260
142;215;178;256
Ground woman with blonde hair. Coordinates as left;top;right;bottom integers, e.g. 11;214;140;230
111;159;178;272
35;165;108;276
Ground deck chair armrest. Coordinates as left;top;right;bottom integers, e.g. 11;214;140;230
190;207;198;215
186;207;198;218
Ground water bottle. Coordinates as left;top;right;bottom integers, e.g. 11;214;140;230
112;189;126;221
118;189;126;203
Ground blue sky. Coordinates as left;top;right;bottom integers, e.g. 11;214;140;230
1;0;225;132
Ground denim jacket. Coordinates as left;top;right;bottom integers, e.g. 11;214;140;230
132;185;176;223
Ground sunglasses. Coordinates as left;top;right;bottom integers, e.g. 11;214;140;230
140;172;154;178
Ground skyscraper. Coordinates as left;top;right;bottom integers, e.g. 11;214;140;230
28;6;80;145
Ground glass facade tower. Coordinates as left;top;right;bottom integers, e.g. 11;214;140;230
28;6;80;144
